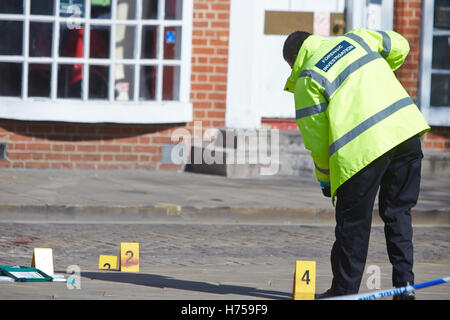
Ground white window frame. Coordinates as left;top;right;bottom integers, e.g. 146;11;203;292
0;0;193;124
345;0;394;31
419;0;450;126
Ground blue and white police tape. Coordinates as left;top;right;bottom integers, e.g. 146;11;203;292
321;276;450;300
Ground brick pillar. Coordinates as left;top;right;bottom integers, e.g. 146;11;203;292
393;0;421;100
190;0;230;130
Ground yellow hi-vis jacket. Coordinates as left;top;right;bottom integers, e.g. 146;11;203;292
284;28;430;199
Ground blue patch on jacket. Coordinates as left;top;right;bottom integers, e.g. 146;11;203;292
315;40;355;72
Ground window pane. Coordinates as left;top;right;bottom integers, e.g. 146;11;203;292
430;74;450;106
164;26;182;60
59;24;84;57
117;0;136;19
31;0;54;15
163;65;180;100
58;64;82;99
89;65;109;99
0;2;23;14
434;0;450;30
140;66;157;100
142;0;158;19
91;0;111;19
0;21;23;55
141;26;158;59
0;63;22;97
29;23;53;57
29;64;51;98
432;36;450;70
116;25;135;59
115;64;134;101
165;0;183;20
90;26;110;58
60;0;85;18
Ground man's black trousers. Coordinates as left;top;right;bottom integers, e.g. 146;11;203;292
330;135;422;295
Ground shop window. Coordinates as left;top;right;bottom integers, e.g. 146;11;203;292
0;0;192;123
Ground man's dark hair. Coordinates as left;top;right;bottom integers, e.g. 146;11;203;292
283;31;311;65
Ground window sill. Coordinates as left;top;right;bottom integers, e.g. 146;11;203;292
422;106;450;127
0;98;193;124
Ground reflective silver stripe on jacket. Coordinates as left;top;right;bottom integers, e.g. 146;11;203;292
296;102;328;119
377;31;391;58
329;97;415;157
327;52;381;98
298;69;332;100
314;162;330;175
299;52;381;101
344;33;373;54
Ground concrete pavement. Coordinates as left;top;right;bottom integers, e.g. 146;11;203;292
0;168;448;224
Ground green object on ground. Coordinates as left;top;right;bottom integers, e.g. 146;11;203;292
0;265;53;282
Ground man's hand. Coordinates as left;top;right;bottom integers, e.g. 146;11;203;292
322;186;331;198
319;180;331;198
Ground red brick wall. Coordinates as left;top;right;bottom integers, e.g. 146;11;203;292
394;0;450;152
0;121;180;169
0;0;231;169
393;0;421;100
422;127;450;151
190;0;229;130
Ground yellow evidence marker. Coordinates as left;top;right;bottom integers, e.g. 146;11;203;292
31;248;54;276
293;260;316;300
120;242;139;272
98;255;118;270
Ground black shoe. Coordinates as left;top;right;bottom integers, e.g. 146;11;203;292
393;282;415;300
315;289;336;300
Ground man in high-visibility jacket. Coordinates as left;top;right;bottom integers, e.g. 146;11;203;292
283;28;430;299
